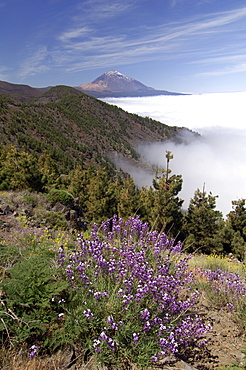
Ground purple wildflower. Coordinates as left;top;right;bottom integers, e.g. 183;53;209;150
29;345;39;358
59;216;210;363
83;309;93;318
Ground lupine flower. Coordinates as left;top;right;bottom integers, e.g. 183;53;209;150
93;339;101;352
83;309;93;318
29;345;39;358
59;216;210;364
133;332;139;341
194;267;246;311
100;331;108;340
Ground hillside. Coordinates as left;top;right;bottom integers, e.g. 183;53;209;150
0;80;50;102
0;84;188;174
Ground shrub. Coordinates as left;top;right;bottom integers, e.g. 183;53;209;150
47;189;74;207
58;215;209;368
189;254;245;276
193;266;246;322
0;252;68;349
0;216;210;367
40;211;67;229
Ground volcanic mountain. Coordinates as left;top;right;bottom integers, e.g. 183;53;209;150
76;70;183;98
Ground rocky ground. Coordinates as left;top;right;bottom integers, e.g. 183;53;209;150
169;294;246;370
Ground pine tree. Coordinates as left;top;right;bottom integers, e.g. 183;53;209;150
222;199;246;260
227;199;246;236
117;175;139;219
67;165;93;206
38;152;60;190
139;151;184;237
0;145;44;191
84;167;119;224
184;186;224;254
139;185;156;226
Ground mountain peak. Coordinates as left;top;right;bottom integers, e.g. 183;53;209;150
92;69;136;85
102;69;132;80
75;70;184;98
105;69;122;75
77;70;153;94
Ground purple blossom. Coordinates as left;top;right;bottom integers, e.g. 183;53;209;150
29;345;39;358
59;216;210;362
93;339;101;352
107;337;118;350
133;332;139;341
99;331;108;340
83;309;93;318
58;246;65;265
194;267;246;310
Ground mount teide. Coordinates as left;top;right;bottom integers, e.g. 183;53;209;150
76;70;184;98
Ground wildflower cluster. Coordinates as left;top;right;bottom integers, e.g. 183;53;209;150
59;216;209;367
194;267;246;312
190;254;245;275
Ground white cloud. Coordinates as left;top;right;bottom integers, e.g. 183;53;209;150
197;62;246;77
136;128;246;216
169;0;182;7
0;65;10;80
56;5;246;73
75;0;135;23
59;27;91;42
104;92;246;130
16;3;246;83
103;92;246;216
19;46;50;78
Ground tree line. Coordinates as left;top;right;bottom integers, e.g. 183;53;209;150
0;145;245;260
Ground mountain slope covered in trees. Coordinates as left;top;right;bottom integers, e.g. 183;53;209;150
0;84;186;174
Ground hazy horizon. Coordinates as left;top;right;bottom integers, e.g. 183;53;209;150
103;92;246;216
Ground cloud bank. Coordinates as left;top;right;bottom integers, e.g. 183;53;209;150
104;92;246;216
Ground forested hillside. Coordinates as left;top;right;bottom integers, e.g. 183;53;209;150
0;85;184;174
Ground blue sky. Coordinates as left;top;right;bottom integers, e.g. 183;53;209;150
1;0;246;93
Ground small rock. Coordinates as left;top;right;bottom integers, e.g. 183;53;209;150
0;205;11;215
175;359;199;370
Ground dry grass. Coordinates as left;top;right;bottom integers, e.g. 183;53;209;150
189;253;245;277
0;346;108;370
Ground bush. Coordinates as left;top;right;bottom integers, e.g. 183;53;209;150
193;266;246;323
41;211;67;229
0;252;68;349
58;215;209;368
47;189;74;207
0;216;210;367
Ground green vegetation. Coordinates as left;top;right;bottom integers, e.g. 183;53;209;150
184;187;224;254
0;86;181;175
1;143;246;259
0;86;246;369
0;214;245;369
46;188;74;206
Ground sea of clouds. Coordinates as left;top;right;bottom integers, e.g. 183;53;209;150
103;92;246;216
